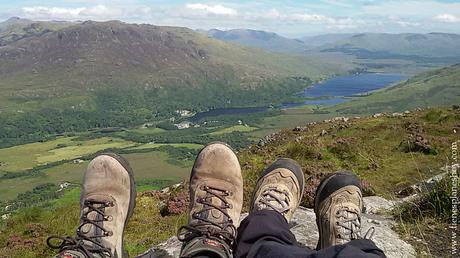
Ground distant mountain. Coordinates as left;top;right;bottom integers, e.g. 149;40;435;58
206;29;307;53
321;32;460;58
0;17;75;46
0;20;348;112
300;33;355;48
334;64;460;113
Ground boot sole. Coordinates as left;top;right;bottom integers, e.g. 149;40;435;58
252;158;305;206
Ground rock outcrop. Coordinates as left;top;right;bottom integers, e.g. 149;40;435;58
140;196;416;258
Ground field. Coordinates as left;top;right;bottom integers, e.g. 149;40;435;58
0;151;190;201
128;143;203;151
209;125;258;135
0;137;136;172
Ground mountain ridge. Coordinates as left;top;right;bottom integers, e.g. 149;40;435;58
206;28;307;53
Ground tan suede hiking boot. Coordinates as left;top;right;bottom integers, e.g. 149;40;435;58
48;153;136;258
250;158;304;223
178;142;243;258
314;171;373;250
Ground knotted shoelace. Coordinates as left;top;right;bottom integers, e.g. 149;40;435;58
335;207;375;241
178;185;236;246
255;187;291;214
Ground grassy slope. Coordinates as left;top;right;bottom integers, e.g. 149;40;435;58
0;21;352;112
240;107;458;201
331;64;460;114
0;107;457;257
0;137;135;172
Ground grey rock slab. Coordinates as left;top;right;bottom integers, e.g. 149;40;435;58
142;197;415;258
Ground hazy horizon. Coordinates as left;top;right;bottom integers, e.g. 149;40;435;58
1;0;460;38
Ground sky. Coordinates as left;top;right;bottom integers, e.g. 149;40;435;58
1;0;460;37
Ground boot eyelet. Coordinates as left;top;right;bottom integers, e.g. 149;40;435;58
104;215;113;221
105;231;113;236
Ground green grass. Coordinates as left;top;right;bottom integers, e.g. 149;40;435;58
121;127;166;135
0;151;190;201
209;125;258;135
128;143;203;151
331;64;460;114
239;107;459;207
0;137;136;172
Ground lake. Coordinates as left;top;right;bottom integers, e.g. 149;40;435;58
192;73;408;119
298;73;408;105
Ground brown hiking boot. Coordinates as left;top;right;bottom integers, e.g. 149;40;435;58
48;153;136;258
178;142;243;258
250;158;304;223
314;171;373;249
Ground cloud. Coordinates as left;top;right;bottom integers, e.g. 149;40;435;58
185;3;237;16
396;21;421;27
21;5;122;20
362;1;460;18
433;14;460;23
291;14;332;22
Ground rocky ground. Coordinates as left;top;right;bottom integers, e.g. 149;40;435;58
139;195;416;258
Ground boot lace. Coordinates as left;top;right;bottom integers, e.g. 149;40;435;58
47;200;114;258
255;187;291;214
335;207;375;242
178;185;236;246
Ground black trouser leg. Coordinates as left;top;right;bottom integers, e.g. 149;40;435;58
235;210;386;258
235;210;314;258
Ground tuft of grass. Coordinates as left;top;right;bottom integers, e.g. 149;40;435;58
394;177;455;257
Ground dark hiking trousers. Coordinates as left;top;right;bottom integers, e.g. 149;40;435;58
235;210;386;258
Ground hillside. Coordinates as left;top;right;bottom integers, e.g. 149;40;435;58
300;33;355;48
0;20;347;112
332;64;460;114
0;106;456;257
0;17;74;46
207;29;307;53
321;32;460;59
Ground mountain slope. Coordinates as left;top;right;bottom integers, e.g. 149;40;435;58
333;64;460;113
300;33;355;48
207;29;307;53
0;17;74;46
321;32;460;58
0;20;345;107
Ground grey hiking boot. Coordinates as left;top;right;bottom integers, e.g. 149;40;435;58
314;171;374;250
178;142;243;258
47;153;136;258
250;158;304;223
